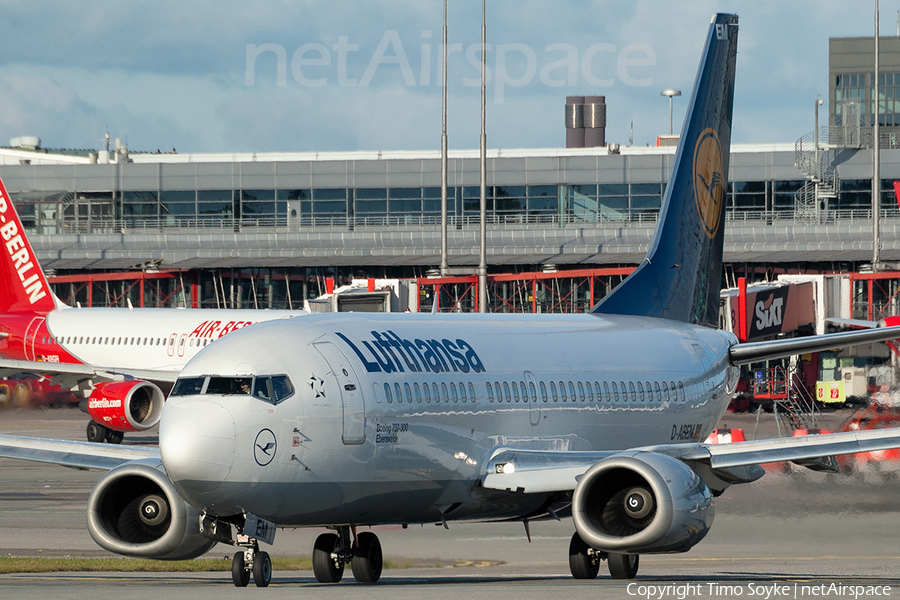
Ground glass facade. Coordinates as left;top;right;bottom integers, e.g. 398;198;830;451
834;72;900;127
17;177;899;233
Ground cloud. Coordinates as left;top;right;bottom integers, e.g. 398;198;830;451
0;2;884;152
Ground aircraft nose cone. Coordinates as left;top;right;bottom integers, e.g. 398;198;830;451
160;398;235;498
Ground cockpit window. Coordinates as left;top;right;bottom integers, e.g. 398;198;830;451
252;375;295;405
170;377;206;396
168;375;294;403
206;377;253;395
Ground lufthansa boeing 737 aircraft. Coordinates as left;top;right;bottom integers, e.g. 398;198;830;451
0;177;307;443
4;14;900;588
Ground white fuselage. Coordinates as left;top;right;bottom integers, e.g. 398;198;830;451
40;307;305;374
160;312;739;526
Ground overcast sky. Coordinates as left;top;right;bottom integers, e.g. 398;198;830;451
0;1;890;154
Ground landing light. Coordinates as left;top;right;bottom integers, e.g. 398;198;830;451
495;462;515;475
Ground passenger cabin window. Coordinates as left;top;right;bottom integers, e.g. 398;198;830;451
539;381;548;402
468;382;476;403
384;382;393;403
512;382;520;403
487;382;495;403
423;383;432;403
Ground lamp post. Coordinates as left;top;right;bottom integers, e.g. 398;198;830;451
660;89;682;135
874;0;882;268
815;95;823;222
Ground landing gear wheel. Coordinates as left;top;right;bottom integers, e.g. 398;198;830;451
231;551;250;587
568;532;600;579
252;550;272;587
86;421;108;443
106;430;125;444
313;533;344;583
351;531;383;583
608;553;639;579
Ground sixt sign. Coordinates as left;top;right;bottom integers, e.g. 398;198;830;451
748;287;790;339
336;330;485;374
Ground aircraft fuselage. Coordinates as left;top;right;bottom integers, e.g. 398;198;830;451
160;312;738;526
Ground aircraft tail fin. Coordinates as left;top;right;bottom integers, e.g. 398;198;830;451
591;14;739;327
0;175;56;314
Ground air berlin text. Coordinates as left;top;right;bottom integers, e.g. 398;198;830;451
0;191;47;305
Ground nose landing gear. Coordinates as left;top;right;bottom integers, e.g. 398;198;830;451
312;526;383;584
230;538;272;588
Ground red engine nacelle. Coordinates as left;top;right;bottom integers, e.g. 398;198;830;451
86;381;165;433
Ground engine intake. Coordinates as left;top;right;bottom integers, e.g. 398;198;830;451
572;452;714;554
87;459;216;560
85;380;165;432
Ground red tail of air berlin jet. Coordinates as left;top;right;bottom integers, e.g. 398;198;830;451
0;175;306;443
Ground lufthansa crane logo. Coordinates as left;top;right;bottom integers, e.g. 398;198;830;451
692;128;725;239
253;429;277;466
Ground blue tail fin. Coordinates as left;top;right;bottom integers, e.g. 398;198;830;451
591;14;738;327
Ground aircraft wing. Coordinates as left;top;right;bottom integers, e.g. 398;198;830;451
0;358;96;378
0;357;179;385
482;427;900;494
729;325;900;365
0;434;158;471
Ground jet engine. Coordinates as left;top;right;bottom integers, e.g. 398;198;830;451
572;452;714;554
84;380;165;432
87;459;216;560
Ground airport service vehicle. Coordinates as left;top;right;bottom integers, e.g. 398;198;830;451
3;13;900;588
0;175;306;443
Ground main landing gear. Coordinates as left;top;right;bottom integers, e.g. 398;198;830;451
231;537;272;587
86;420;124;444
312;526;383;584
568;532;639;580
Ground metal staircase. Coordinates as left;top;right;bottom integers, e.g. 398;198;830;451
793;126;863;222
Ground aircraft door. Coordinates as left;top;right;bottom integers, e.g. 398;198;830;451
24;317;45;361
313;341;366;445
525;371;540;426
287;200;302;230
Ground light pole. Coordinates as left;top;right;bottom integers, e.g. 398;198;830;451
660;89;681;135
815;95;824;223
874;0;882;268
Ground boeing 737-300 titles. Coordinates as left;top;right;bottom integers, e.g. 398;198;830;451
3;13;900;588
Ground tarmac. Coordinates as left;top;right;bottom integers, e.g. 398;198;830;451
1;406;899;599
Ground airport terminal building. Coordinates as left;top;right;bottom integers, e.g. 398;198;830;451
2;139;900;313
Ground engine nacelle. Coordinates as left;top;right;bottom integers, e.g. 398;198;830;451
572;452;714;554
86;380;165;432
87;459;216;560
